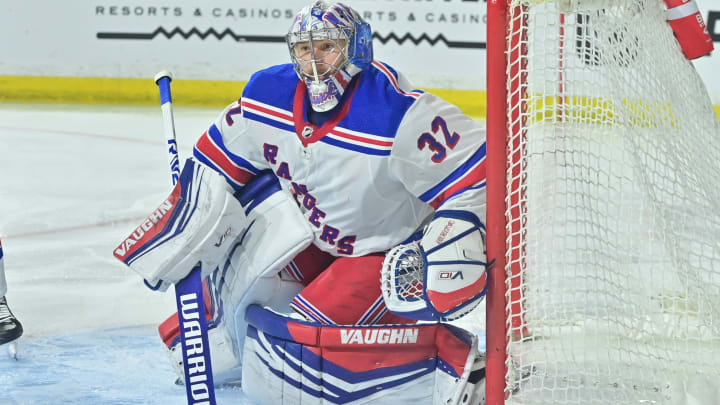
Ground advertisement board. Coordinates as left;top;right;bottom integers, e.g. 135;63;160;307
0;1;486;89
1;0;719;105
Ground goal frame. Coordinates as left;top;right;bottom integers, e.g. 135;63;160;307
485;2;569;402
484;2;720;403
485;1;511;404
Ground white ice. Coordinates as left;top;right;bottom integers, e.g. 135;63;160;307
0;103;253;404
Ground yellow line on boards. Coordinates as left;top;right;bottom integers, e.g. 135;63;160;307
1;75;718;122
0;76;242;107
0;75;487;117
428;88;487;119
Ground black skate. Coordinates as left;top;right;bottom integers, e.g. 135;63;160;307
467;354;487;405
0;296;23;358
455;352;486;405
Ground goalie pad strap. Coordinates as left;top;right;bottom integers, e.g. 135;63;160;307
235;169;279;214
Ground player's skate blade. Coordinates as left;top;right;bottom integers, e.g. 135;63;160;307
7;341;18;360
0;297;24;357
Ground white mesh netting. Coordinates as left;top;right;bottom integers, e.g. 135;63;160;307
503;0;720;403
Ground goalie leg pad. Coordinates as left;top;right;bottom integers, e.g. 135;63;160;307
198;171;313;384
146;167;314;384
242;305;486;405
161;310;243;385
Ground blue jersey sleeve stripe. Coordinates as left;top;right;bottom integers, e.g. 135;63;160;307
208;124;260;174
320;136;392;156
437;182;487;208
372;61;425;97
243;111;296;134
419;143;487;202
192;147;245;189
292;295;335;324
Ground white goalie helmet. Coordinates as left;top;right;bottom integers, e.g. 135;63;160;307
286;1;373;112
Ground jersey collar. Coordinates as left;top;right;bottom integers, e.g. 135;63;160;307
292;76;360;147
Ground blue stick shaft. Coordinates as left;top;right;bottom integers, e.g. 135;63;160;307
155;73;181;186
154;72;217;405
175;266;217;404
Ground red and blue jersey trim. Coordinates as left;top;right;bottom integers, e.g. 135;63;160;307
284;260;304;283
290;294;335;325
240;97;295;134
319;131;393;156
372;61;424;99
241;95;396;156
355;295;388;326
193;124;259;189
420;143;487;209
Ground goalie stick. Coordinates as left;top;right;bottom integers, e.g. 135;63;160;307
154;71;217;405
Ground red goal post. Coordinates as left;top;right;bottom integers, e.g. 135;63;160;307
485;1;511;405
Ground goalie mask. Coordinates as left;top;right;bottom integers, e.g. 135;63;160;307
286;1;373;112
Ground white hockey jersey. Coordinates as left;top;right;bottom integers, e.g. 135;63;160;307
193;61;486;257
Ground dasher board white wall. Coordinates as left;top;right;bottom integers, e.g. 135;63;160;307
2;0;720;100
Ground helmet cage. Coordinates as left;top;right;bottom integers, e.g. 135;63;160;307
287;27;352;82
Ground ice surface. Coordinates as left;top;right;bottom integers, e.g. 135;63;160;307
0;103;255;404
0;103;487;404
0;326;247;404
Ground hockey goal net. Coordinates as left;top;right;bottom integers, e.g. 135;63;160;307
485;1;720;404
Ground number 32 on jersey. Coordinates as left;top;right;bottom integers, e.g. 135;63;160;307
416;116;461;163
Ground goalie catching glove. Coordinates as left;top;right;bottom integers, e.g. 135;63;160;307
381;210;489;321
